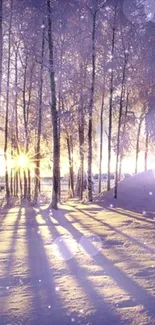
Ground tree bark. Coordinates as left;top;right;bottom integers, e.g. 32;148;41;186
99;87;105;193
47;0;60;209
88;11;96;202
34;26;45;204
118;90;129;180
135;116;144;174
66;136;74;197
107;6;117;191
4;0;13;204
114;52;128;199
145;131;149;171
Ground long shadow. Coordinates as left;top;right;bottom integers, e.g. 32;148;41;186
38;207;123;325
73;206;155;256
0;207;22;285
106;207;155;226
67;210;150;272
46;206;155;321
0;208;20;227
0;207;23;323
24;207;71;325
96;199;155;226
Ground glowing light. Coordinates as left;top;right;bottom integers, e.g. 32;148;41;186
17;154;29;169
71;318;75;322
55;287;60;292
53;235;78;261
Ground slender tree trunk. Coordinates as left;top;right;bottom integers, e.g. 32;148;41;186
66;136;74;197
19;169;22;199
99;88;105;193
145;131;149;171
58;91;61;201
79;109;84;200
88;12;96;202
135;117;143;174
114;53;128;199
78;62;85;200
23;170;27;199
4;0;13;204
47;0;60;209
118;90;129;180
108;6;117;191
28;170;31;200
15;47;19;151
34;27;45;204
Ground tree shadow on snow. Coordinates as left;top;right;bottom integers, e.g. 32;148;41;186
45;205;155;323
36;206;124;325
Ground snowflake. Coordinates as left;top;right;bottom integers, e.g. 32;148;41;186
71;318;75;322
55;287;59;292
149;192;153;195
48;305;51;309
110;204;113;208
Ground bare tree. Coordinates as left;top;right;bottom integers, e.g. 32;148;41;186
47;0;60;209
4;0;13;204
34;26;45;204
107;5;117;191
98;79;105;193
114;50;128;199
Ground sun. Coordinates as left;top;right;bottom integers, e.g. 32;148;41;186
16;154;29;169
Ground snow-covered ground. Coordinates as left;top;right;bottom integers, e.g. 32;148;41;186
0;170;155;324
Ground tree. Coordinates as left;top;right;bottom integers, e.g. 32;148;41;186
47;0;60;209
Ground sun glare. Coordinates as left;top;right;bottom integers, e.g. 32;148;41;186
17;154;29;169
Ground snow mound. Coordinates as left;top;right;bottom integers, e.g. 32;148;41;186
100;169;155;215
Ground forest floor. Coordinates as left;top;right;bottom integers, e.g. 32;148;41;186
0;183;155;325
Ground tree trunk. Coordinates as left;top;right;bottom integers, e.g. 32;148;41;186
4;0;13;204
118;90;129;181
34;26;45;204
15;47;19;151
28;169;31;200
88;12;96;202
114;52;128;199
99;88;105;193
107;7;117;191
19;169;22;199
135;117;143;174
145;131;149;171
79;110;84;200
66;136;74;198
47;0;60;209
24;170;27;199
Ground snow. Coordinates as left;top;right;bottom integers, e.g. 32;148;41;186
0;171;155;324
98;169;155;217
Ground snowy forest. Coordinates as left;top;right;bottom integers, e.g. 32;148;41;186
1;1;155;325
0;0;155;209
